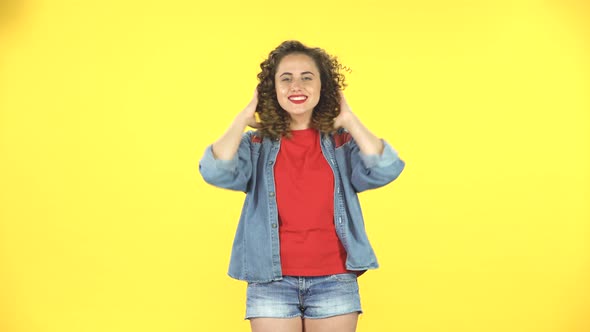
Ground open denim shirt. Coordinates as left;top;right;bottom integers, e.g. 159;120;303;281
199;129;405;282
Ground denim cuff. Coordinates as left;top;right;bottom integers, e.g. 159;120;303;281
201;145;238;172
359;140;400;169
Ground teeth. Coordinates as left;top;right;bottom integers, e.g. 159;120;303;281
289;96;307;101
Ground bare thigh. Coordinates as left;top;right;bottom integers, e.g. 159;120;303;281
303;312;359;332
250;317;302;332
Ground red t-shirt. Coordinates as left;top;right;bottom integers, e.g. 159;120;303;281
274;128;348;276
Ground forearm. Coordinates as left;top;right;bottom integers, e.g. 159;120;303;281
211;114;249;160
341;113;384;156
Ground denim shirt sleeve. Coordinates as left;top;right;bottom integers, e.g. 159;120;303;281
349;138;405;192
199;132;254;192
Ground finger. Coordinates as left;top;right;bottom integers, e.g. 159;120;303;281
338;90;348;104
252;90;259;106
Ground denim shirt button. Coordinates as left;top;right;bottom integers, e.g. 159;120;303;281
268;161;274;166
269;192;275;197
271;223;277;228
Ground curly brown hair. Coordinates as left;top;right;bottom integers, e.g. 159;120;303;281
255;40;347;139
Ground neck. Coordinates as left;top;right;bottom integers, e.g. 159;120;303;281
289;114;311;130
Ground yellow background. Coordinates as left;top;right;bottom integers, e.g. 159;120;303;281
1;0;589;331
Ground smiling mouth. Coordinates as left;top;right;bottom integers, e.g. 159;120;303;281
288;95;308;104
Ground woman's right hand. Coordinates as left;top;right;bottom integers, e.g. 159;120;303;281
239;90;260;128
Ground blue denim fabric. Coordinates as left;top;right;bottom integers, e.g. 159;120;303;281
199;130;405;282
245;273;362;319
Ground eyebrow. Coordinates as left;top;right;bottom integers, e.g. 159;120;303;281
279;71;316;77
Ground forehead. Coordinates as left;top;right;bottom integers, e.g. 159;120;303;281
276;53;319;75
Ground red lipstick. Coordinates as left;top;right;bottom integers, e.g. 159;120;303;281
288;95;308;104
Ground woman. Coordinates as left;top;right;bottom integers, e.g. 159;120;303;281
199;40;405;332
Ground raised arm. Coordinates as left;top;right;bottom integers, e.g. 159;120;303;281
212;90;260;160
199;90;261;192
333;90;405;192
333;90;383;155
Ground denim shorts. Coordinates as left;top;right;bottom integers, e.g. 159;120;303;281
245;273;362;319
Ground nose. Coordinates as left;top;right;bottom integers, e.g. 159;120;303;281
290;80;302;91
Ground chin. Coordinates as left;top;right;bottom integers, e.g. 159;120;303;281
288;108;312;115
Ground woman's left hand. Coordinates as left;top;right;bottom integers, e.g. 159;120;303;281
332;90;384;155
333;90;355;130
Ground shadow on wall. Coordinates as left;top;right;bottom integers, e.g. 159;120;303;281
0;0;26;33
0;0;27;70
0;0;27;81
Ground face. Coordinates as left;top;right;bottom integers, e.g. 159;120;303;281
275;53;321;122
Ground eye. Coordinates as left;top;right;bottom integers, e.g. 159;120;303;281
281;77;291;82
302;76;313;81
